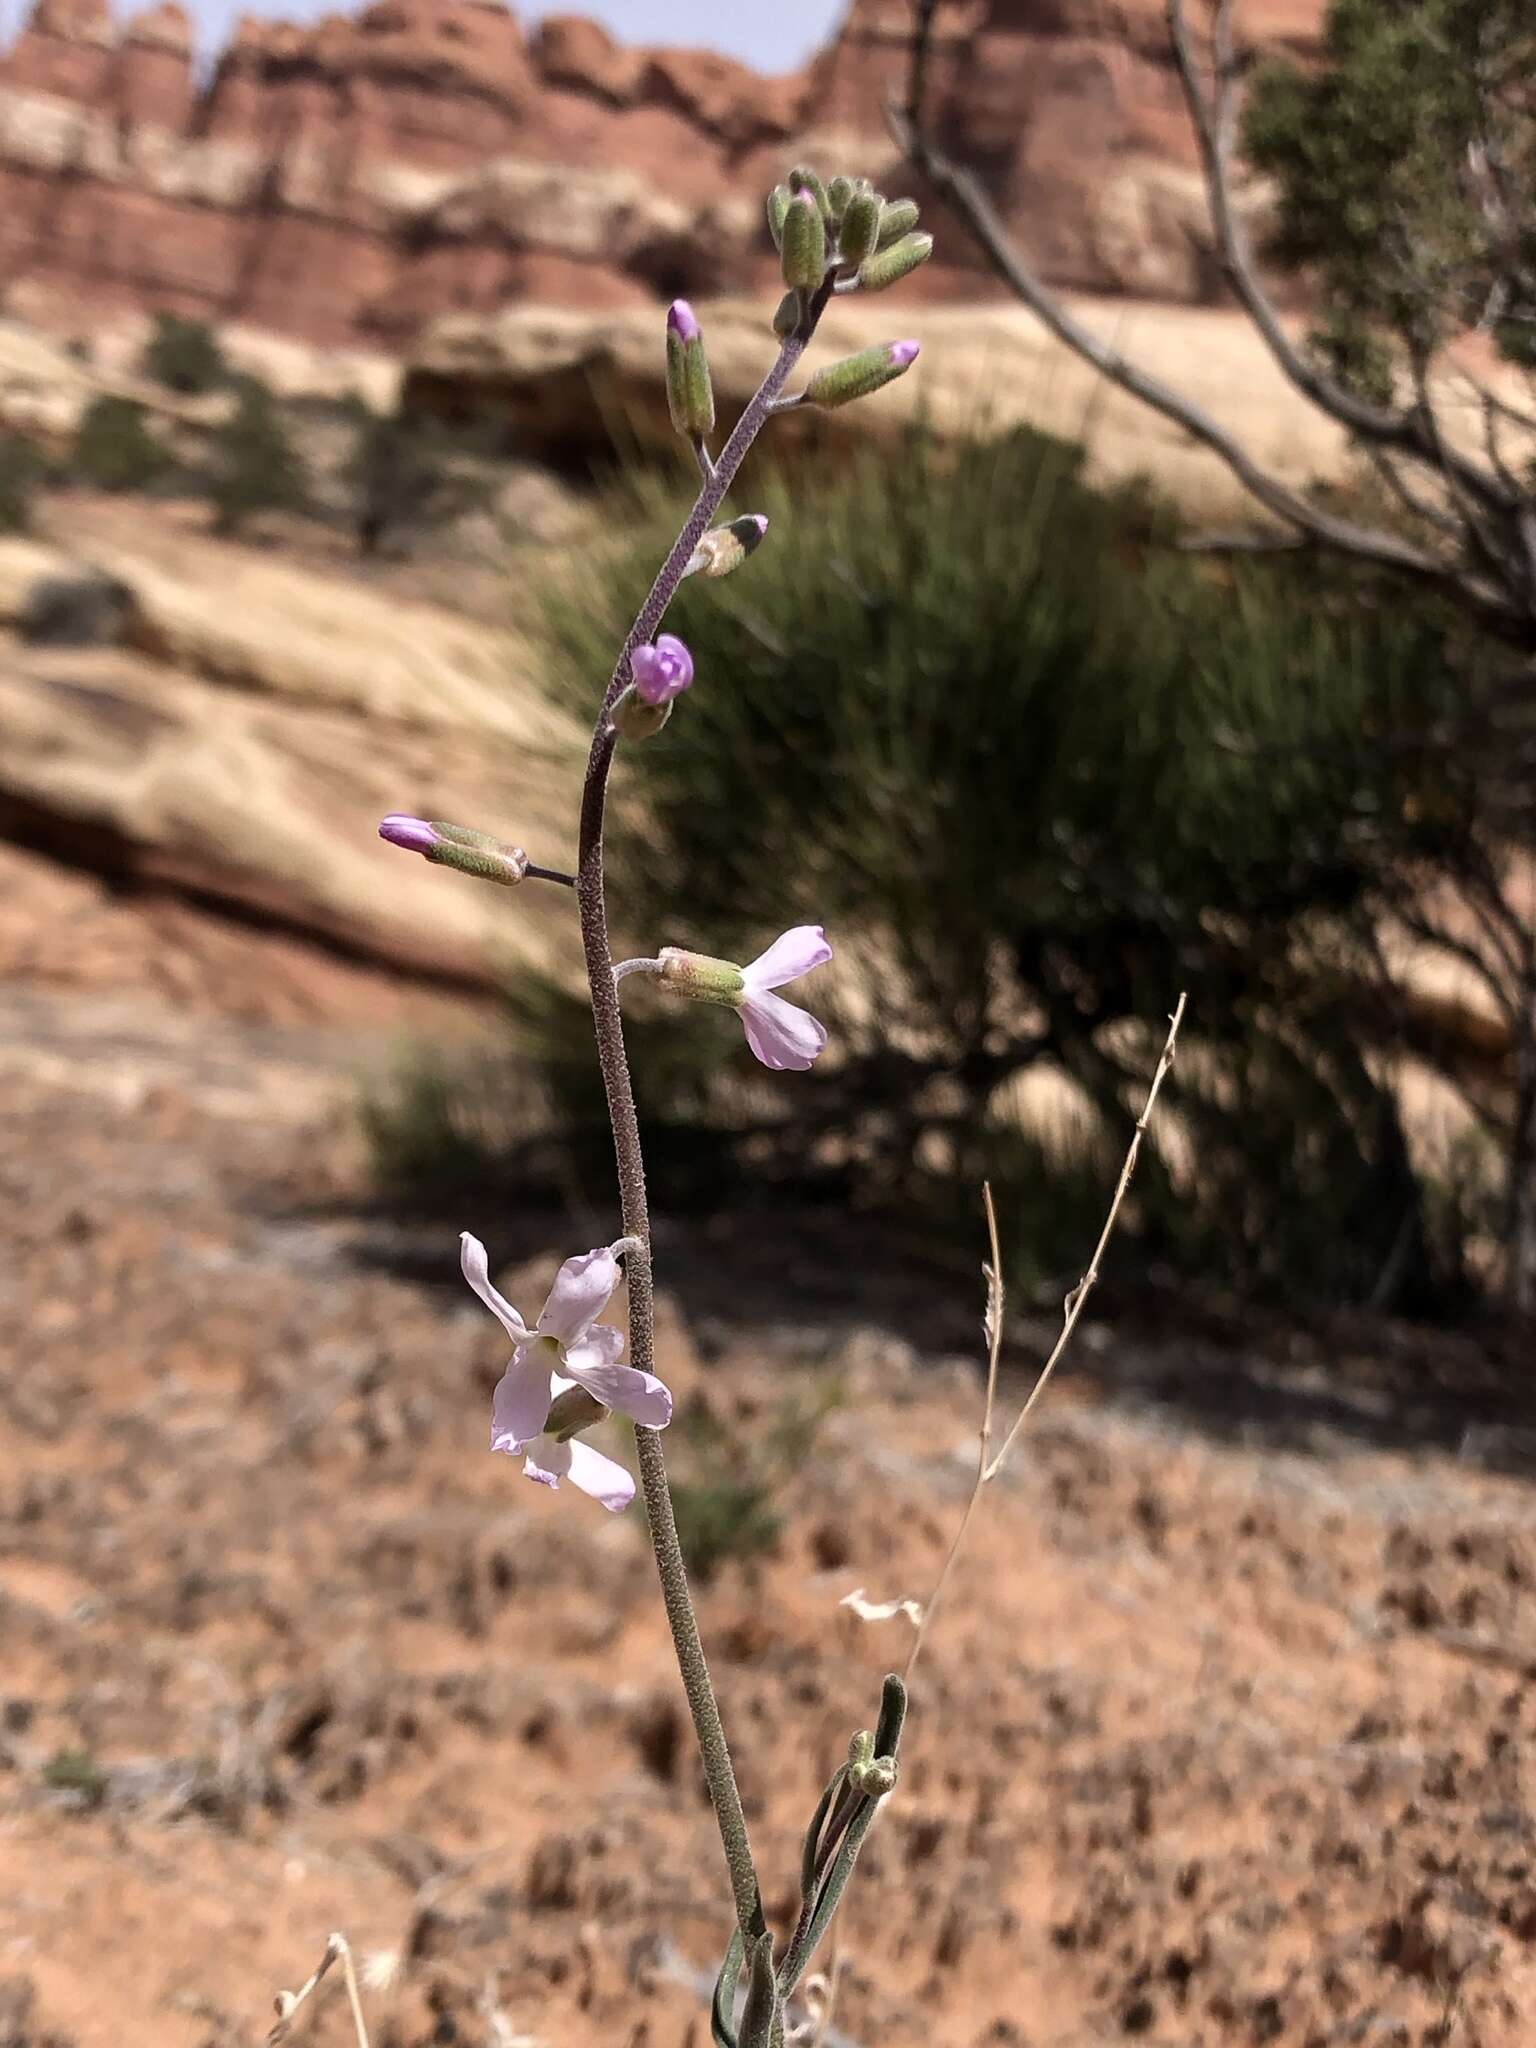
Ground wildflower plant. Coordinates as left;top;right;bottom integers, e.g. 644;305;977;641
377;165;927;2037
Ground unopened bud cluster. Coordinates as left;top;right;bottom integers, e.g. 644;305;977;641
766;165;933;306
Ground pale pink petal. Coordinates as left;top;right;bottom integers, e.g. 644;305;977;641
740;925;832;992
522;1435;570;1490
561;1345;674;1427
490;1345;554;1454
537;1244;622;1345
569;1323;625;1365
565;1439;637;1512
460;1233;531;1344
740;989;828;1071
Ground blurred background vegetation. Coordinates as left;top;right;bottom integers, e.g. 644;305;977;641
365;421;1514;1320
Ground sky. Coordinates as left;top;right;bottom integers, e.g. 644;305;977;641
0;0;847;70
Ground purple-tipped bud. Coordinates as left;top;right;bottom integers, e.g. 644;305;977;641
803;340;921;410
682;513;769;582
665;301;714;437
667;299;701;344
378;814;528;886
630;633;694;707
379;814;442;856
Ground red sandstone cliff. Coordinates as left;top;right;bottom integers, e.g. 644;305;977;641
0;0;1322;349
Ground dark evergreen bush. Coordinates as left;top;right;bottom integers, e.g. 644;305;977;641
71;397;172;493
372;428;1471;1311
140;312;228;396
203;378;309;535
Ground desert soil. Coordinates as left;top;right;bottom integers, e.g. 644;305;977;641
3;847;1536;2048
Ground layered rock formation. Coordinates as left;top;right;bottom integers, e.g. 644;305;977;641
0;0;1322;349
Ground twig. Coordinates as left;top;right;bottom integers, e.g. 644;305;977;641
988;993;1186;1478
267;1933;370;2048
903;995;1187;1685
902;1181;1004;1682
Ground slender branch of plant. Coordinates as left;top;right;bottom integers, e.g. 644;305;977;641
905;993;1187;1681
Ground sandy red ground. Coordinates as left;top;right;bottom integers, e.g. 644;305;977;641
3;858;1536;2048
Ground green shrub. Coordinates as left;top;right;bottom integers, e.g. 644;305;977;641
140;312;227;395
525;427;1464;1310
341;405;494;556
42;1747;108;1807
203;378;308;534
668;1381;842;1581
71;396;172;493
0;428;43;530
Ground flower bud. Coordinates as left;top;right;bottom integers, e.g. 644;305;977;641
658;947;747;1008
876;197;921;248
847;1729;874;1771
780;191;826;292
682;514;769;582
611;686;672;742
849;1753;899;1799
378;815;528;886
664;300;714;439
544;1385;607;1441
826;173;855;226
787;163;829;217
803;340;920;409
839;189;882;267
765;183;792;249
858;231;934;292
772;288;801;339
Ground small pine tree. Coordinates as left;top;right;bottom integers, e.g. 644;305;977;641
342;405;491;556
140;312;228;396
0;428;44;531
203;379;309;536
72;397;173;493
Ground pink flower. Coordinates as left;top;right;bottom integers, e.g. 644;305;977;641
460;1233;671;1504
737;926;832;1071
631;635;694;706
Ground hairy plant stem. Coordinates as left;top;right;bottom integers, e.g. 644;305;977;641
573;308;824;1944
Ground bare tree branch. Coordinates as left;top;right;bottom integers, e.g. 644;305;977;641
1362;443;1462;541
886;97;1514;610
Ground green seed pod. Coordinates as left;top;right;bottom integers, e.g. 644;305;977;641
873;1672;908;1760
839;189;882;267
876;197;922;248
826;173;855;225
858;230;934;292
787;163;829;217
738;1935;779;2048
766;183;792;249
544;1385;606;1441
780;191;826;292
803;339;920;409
